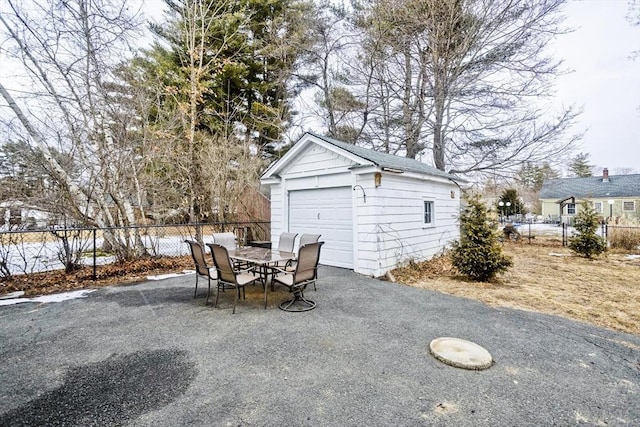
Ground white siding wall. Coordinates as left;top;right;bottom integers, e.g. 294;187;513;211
364;173;460;276
283;143;354;177
351;173;382;275
269;182;284;248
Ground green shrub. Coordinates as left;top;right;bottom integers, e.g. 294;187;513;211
451;195;512;282
569;201;607;258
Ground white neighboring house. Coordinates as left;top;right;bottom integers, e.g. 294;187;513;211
260;132;466;277
0;200;50;230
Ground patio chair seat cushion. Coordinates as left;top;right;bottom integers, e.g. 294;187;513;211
236;272;259;286
274;273;294;287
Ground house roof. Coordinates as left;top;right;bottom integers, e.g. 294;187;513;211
539;174;640;199
262;132;466;182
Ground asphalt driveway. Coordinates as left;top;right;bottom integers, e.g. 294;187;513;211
0;266;638;426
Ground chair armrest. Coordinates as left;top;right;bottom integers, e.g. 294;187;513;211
269;266;288;275
235;266;256;274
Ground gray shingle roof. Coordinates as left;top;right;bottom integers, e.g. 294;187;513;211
308;132;465;182
539;174;640;199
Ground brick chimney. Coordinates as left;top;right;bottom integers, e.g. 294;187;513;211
603;168;609;183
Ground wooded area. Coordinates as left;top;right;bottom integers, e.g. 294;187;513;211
0;0;580;259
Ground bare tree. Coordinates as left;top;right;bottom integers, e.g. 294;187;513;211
628;0;640;27
0;0;149;259
310;0;581;178
176;0;240;226
288;2;366;142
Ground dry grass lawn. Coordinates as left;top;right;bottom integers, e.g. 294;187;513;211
393;238;640;336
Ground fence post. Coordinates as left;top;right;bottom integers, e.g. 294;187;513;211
562;223;566;247
93;228;97;281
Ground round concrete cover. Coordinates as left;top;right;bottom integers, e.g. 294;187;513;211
429;337;493;370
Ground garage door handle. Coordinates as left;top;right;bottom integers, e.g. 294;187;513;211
317;213;320;219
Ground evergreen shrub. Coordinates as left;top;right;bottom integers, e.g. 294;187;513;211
569;201;607;258
451;195;512;282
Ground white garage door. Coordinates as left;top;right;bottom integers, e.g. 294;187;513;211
288;187;353;268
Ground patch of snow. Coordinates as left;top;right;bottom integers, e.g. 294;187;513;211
0;291;25;300
625;255;640;260
0;289;96;306
146;270;194;281
0;233;201;276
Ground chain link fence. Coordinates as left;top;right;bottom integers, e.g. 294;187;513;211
0;221;270;279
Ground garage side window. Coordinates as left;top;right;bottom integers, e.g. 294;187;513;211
424;201;434;226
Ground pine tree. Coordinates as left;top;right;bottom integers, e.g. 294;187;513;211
496;188;526;217
451;195;513;282
517;162;559;191
141;0;310;153
569;152;594;177
569;201;607;258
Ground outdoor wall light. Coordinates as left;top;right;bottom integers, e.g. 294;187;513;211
374;172;382;187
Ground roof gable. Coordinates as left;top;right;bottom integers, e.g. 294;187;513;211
279;141;356;175
539;174;640;199
262;132;464;182
311;133;461;180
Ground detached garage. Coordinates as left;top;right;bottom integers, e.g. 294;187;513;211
260;132;465;277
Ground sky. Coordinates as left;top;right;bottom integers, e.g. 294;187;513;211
550;0;640;175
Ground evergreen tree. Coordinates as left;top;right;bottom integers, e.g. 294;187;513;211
451;195;513;282
516;162;559;191
569;152;594;177
569;201;607;258
496;189;526;217
142;0;310;153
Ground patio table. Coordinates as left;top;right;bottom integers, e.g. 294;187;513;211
227;247;294;309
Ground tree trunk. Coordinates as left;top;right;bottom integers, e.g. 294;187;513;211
432;92;446;171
